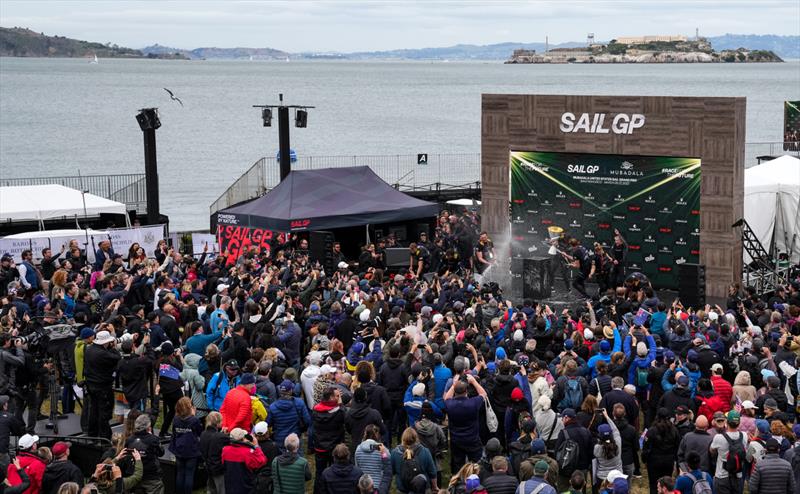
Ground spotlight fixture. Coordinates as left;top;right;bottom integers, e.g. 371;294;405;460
295;109;308;128
261;108;272;127
135;108;161;131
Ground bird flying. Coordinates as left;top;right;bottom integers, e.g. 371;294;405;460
163;88;183;107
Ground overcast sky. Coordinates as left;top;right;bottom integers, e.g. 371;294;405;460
1;1;798;52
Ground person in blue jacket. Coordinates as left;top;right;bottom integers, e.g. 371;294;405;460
625;331;657;399
404;382;443;427
206;359;241;411
269;379;312;449
587;326;622;379
185;321;223;356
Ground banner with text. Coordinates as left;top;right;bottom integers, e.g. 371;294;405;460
510;151;701;289
216;225;281;266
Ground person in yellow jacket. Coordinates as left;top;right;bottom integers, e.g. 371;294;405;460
74;326;95;432
252;394;268;425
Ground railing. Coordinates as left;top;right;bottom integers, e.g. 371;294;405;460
210;153;482;214
745;141;800;164
1;173;148;213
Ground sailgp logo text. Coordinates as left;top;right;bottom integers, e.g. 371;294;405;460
560;112;646;134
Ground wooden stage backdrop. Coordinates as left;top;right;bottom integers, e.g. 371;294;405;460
481;94;745;300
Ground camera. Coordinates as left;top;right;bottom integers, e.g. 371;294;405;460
369;443;381;452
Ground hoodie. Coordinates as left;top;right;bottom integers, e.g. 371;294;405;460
345;401;386;451
181;353;209;418
625;335;657;391
312;400;345;453
414;418;446;472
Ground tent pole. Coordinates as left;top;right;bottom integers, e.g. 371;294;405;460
366;224;370;245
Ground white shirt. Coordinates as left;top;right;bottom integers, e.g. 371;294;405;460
300;364;321;409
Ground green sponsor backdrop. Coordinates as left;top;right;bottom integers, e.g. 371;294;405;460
510;151;701;290
785;101;800;150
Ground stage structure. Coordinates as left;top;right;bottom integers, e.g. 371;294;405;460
482;95;745;299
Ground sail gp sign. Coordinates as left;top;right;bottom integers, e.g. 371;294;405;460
560;112;646;135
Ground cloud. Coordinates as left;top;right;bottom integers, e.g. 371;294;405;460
1;0;797;51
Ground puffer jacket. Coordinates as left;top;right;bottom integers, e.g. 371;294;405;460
220;385;254;432
414;418;446;471
272;451;312;494
205;365;240;411
749;453;795;494
320;462;363;494
180;353;209;417
268;396;311;446
354;439;392;494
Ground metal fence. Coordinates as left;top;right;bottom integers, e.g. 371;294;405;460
2;173;148;213
210;153;483;214
745;141;800;165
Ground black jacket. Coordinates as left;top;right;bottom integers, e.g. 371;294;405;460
483;471;519;494
200;426;230;476
220;333;250;368
320;462;363;494
755;387;790;413
695;347;722;378
658;386;697;415
344;402;385;452
614;418;639;467
41;459;83;494
599;389;639;426
360;380;392;420
312;404;346;452
117;348;155;403
556;422;594;471
125;430;164;480
377;358;409;406
83;344;121;388
0;411;24;455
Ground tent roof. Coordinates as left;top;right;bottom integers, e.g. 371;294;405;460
0;184;127;223
745;155;800;191
218;166;439;231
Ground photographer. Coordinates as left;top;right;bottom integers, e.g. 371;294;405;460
0;334;24;412
83;330;121;439
117;334;155;414
9;333;49;434
90;445;143;494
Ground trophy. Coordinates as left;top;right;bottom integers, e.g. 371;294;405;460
547;226;564;255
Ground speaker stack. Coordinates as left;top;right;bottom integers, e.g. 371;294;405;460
522;257;552;300
309;231;336;274
384;247;410;268
678;263;706;308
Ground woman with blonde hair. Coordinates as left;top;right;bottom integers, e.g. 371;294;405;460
49;268;68;297
391;427;438;493
577;394;599;429
447;463;481;493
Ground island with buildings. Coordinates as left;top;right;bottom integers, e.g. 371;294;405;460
505;34;783;63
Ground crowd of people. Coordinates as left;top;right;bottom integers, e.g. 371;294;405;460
0;207;799;494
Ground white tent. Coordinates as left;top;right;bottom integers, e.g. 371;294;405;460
0;184;127;224
744;155;800;263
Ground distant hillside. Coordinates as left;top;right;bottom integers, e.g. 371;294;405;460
0;27;186;59
347;41;586;60
142;44;290;60
707;34;800;59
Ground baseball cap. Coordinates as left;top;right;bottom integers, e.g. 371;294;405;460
18;434;39;449
792;423;800;439
534;460;549;476
755;419;770;434
710;363;723;374
278;379;294;393
607;469;628;482
598;423;613;439
51;441;71;456
465;474;481;492
741;400;756;410
564;339;574;350
561;408;577;418
320;364;337;375
612;478;629;494
726;410;740;423
712;411;726;422
253;422;268;435
765;437;781;452
675;405;690;415
216;283;230;293
79;328;95;340
225;359;240;370
677;375;690;387
530;438;546;454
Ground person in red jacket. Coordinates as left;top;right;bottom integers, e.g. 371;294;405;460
221;428;267;493
220;373;256;432
709;363;733;406
5;434;46;494
696;378;730;422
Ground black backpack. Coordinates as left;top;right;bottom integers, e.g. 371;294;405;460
555;428;580;475
723;432;746;475
400;444;422;487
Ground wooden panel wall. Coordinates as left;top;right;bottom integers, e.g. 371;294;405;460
481;94;745;299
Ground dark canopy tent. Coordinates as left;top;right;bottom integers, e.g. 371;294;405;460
216;166;439;231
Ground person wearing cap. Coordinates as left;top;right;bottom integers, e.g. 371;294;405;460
593;409;623;493
755;375;789;415
708;363;733;406
657;373;697;418
83;328;121;439
221;427;267;493
518;459;557;494
117;331;156;417
518;437;559;485
672;405;693;439
251;421;279;492
677;416;713;473
5;434;45;493
41;441;83;493
0;253;18;298
0;395;23;466
555;408;593;481
709;410;748;494
220;373;257;433
587;329;622;379
749;438;795;494
206;359;241;412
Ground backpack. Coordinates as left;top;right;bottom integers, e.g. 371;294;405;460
636;366;649;388
555;428;580;474
560;378;583;410
684;472;712;494
791;445;800;471
400;445;422;487
722;432;746;475
509;441;532;476
521;479;548;494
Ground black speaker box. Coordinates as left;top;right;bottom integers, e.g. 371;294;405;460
515;257;551;300
385;247;410;267
678;263;706;308
309;231;335;273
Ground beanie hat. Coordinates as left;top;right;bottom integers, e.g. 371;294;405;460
755;419;770;435
465;475;481;492
495;347;507;361
584;328;594;340
564;339;574;350
514;329;524;342
412;382;426;397
636;342;647;357
531;438;546;454
485;438;502;456
511;388;524;402
239;373;256;385
600;340;611;352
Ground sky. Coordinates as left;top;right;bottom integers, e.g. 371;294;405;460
1;1;798;52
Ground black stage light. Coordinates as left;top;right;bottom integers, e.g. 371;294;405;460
295;109;307;128
262;108;272;127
